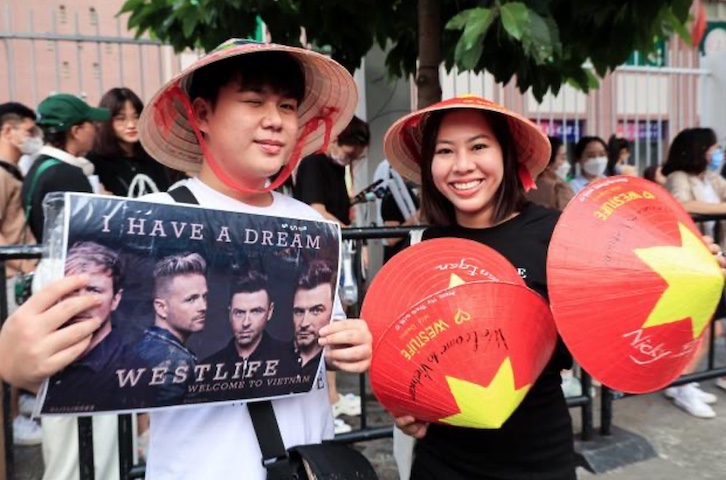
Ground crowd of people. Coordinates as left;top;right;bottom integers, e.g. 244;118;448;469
0;35;725;480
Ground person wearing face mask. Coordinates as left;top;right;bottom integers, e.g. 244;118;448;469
0;102;44;447
662;127;726;419
526;136;575;210
568;136;609;194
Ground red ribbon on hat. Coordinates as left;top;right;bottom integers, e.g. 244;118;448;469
159;84;336;194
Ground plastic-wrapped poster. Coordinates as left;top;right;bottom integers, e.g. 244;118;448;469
36;192;341;415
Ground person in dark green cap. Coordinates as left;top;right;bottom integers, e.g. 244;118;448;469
21;94;110;241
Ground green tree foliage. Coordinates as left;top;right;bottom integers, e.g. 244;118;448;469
120;0;693;104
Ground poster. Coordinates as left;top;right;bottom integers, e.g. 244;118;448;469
37;193;341;414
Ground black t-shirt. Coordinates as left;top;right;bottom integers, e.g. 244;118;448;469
380;187;420;263
21;154;92;242
412;202;575;480
87;151;171;197
293;153;350;225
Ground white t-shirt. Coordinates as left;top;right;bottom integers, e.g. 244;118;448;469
143;178;340;479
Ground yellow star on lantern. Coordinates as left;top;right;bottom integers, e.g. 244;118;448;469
633;223;725;339
439;357;530;429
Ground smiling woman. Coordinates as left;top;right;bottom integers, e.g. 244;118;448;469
383;95;576;480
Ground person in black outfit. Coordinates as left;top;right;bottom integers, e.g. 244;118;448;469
43;241;131;412
86;88;171;197
380;183;420;264
202;270;298;399
383;96;576;479
22;94;109;241
293;115;369;226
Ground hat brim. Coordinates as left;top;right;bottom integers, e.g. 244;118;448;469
383;96;550;184
87;107;111;123
139;40;358;173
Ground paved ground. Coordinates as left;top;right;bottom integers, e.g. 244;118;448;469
11;351;726;479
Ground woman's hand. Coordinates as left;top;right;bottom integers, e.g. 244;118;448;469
394;415;429;439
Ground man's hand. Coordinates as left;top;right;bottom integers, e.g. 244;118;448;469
0;275;103;392
319;318;372;373
394;415;429;439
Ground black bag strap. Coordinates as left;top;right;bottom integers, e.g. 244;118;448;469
167;184;294;478
167;185;199;205
248;400;296;479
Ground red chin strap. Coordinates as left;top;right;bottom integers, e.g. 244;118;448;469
162;84;337;194
518;164;536;192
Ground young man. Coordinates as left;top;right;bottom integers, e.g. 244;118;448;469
203;270;298;398
22;94;109;241
0;102;42;446
0;39;372;480
132;252;208;406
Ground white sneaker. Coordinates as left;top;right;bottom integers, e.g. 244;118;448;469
13;416;43;446
332;393;361;417
18;393;38;417
670;385;716;418
334;418;352;434
664;383;717;405
715;377;726;391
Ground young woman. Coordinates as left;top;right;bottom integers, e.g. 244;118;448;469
87;88;171;197
568;135;608;194
384;96;576;479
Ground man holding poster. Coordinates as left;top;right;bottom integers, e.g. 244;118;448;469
0;38;373;479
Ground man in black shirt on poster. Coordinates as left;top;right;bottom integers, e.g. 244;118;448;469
203;270;298;399
292;262;337;384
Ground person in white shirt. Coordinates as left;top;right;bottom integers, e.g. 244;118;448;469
0;38;372;480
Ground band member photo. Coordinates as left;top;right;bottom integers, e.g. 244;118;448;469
132;252;208;406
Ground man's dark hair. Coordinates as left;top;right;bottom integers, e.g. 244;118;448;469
337;116;370;147
188;52;305;108
65;241;124;294
230;270;270;303
296;261;335;300
0;102;37;128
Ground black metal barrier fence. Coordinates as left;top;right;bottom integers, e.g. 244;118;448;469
0;216;723;479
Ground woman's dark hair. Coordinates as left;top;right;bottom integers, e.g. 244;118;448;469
548;136;563;166
188;52;305;108
419;109;527;227
573;136;607;164
93;87;145;158
662;128;717;176
606;135;630;176
643;165;659;183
